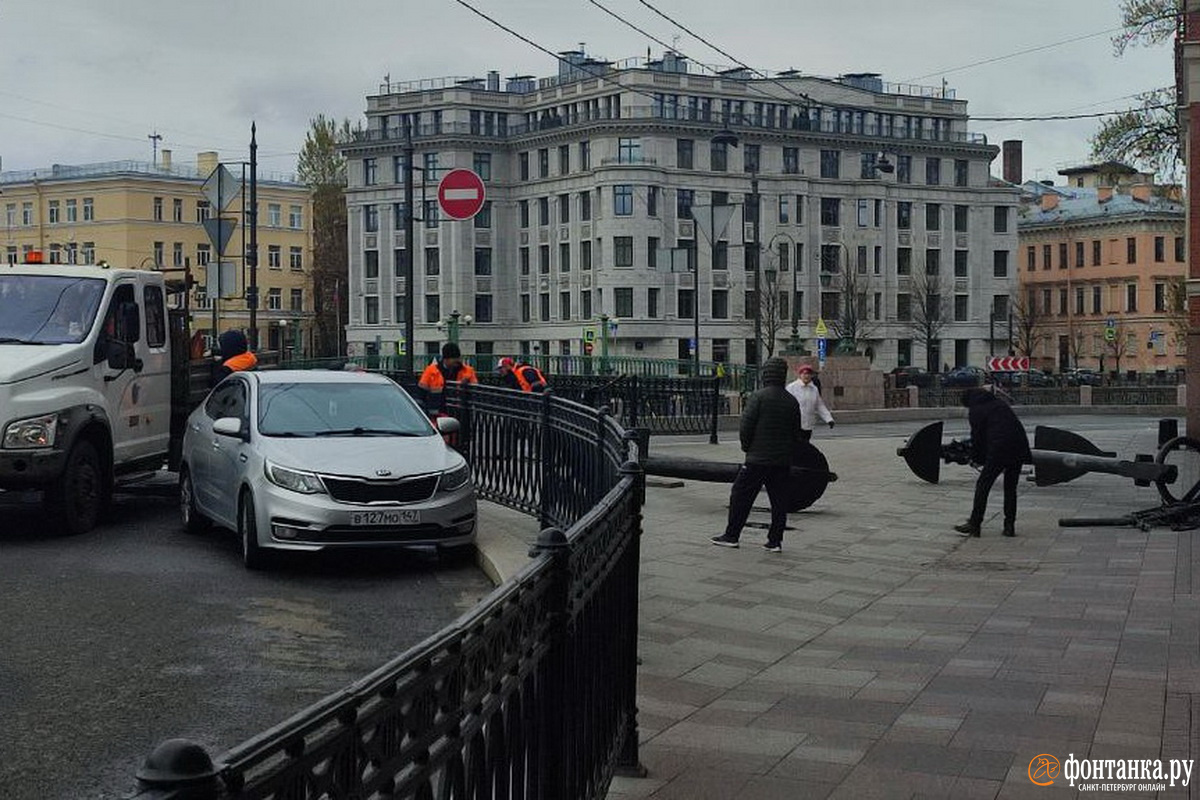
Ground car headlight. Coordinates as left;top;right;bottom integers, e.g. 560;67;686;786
2;413;60;449
264;461;326;494
439;461;471;492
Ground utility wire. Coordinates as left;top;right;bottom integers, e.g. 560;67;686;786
973;104;1172;122
635;0;814;105
903;27;1124;83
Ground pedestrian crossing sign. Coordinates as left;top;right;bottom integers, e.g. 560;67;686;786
814;317;829;337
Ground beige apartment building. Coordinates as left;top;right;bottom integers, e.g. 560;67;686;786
0;151;314;356
1017;163;1185;375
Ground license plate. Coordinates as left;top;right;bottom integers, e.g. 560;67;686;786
351;509;420;526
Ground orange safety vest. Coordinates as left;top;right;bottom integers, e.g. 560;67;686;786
223;351;257;372
512;363;547;392
418;360;478;393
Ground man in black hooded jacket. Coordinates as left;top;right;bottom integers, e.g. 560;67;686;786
954;388;1031;538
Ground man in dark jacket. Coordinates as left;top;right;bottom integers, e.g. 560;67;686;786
954;388;1032;538
211;329;257;386
711;357;802;553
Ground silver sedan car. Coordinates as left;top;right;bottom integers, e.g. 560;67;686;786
179;370;476;568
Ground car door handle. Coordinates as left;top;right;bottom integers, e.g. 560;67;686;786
239;454;248;463
212;439;221;449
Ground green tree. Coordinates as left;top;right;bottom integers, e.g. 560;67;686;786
298;115;356;357
1091;0;1182;179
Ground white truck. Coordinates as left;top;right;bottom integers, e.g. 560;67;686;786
0;256;199;533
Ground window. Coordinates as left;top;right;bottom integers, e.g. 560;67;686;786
580;141;591;170
474;248;492;276
897;202;911;229
783;146;798;174
1042;288;1052;315
710;140;728;171
954;159;969;187
897;294;912;321
1127;237;1137;263
1126;283;1138;312
153;241;164;266
1075;287;1085;316
1059;289;1068;316
363;158;378;186
897;155;912;184
677;189;694;219
820;292;840;320
581;290;592;319
1059;242;1068;269
647;186;659;217
954;205;968;232
4;203;14;227
744;144;761;173
424;152;440;180
1075;241;1085;268
153;197;163;221
926;249;941;276
820;197;840;227
897;247;912;275
993;250;1008;278
1092;240;1102;266
648;236;659;270
618;137;641;164
475;294;493;323
172;198;183;223
713;241;728;270
1042;244;1052;271
558;145;569;175
144;285;166;348
424;199;440;229
290;288;304;313
537;148;549;178
364;250;379;278
393;295;407;324
65;199;77;223
468;152;491;183
614;236;634;267
559;291;571;320
614;287;634;317
48;200;59;224
196;243;211;267
857;245;868;274
820;244;841;273
559;243;570;272
1176;236;1185;262
954;250;968;278
364;204;379;232
1155;236;1165;263
711;290;728;319
1026;246;1036;272
993;206;1008;233
393;154;408;183
925;157;940;185
173;242;184;267
539;245;550;274
677;289;695;319
1155;282;1167;312
954;294;969;322
925;203;941;231
861;152;879;179
426;294;441;324
83;198;94;221
540;293;551;321
993;295;1009;320
519;152;529;181
474;201;492;229
519;200;529;228
289;246;303;270
580;191;592;221
677;139;694;169
269;288;284;313
581;240;592;270
648;288;660;318
777;241;790;272
614;185;634;216
520;295;531;322
539;197;550;226
856;199;868;227
1093;285;1102;314
819;150;840;179
425;247;440;276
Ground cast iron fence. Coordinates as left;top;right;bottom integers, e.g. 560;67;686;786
132;384;644;799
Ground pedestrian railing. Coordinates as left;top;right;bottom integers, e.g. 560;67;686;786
132;384;644;799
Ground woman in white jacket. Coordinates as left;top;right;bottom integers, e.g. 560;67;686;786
785;365;834;441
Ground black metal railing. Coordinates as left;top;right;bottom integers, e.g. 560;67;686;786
545;374;721;440
132;383;644;799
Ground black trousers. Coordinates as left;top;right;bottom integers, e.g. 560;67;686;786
798;429;813;442
969;462;1022;527
724;464;792;545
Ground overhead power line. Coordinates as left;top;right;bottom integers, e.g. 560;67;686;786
903;27;1123;83
973;104;1173;122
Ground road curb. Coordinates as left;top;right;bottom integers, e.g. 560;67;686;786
474;499;539;586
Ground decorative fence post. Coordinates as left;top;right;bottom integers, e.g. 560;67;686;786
530;526;573;798
628;375;640;429
131;738;220;799
709;376;720;445
538;389;554;528
614;446;647;778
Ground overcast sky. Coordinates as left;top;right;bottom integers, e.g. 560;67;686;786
0;0;1172;183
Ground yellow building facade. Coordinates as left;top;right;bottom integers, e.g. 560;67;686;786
1017;166;1185;376
0;151;314;357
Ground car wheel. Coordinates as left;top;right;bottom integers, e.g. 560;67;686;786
46;440;106;535
179;466;210;535
239;489;267;570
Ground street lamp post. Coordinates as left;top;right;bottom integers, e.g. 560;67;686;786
438;309;473;346
768;232;799;354
711;128;760;366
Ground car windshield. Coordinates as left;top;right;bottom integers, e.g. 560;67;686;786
257;381;435;437
0;275;106;344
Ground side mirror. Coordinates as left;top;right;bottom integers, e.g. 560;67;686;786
106;339;131;370
213;416;247;440
435;416;461;435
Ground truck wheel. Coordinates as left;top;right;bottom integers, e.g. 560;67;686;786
46;440;105;535
179;466;210;534
239;489;267;570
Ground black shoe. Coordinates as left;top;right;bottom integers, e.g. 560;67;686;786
1002;525;1016;537
954;523;981;537
711;535;739;548
763;542;782;553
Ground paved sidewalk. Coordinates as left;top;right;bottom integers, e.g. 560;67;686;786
479;418;1200;799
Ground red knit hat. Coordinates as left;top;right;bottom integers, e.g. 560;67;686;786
797;365;815;375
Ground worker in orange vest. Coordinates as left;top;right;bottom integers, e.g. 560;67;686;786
211;329;257;386
417;343;478;416
497;357;548;393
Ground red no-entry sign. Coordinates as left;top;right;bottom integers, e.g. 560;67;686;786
437;169;486;220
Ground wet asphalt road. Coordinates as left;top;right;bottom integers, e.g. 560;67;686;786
0;488;492;800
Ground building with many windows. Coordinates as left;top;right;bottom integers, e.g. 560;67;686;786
0;151;314;356
342;51;1019;370
1017;163;1185;375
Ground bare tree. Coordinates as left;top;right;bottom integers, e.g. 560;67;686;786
828;267;882;356
752;267;788;358
1166;275;1189;353
1009;290;1048;361
902;271;952;372
1102;322;1132;375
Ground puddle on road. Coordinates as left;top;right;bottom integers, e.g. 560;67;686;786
241;597;350;670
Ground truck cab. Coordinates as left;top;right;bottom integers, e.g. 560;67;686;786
0;258;174;533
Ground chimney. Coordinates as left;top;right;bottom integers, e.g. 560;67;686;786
1098;186;1114;203
1130;183;1152;203
1002;140;1022;184
160;149;172;170
487;70;500;92
197;151;219;175
1040;193;1060;212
